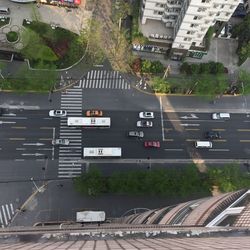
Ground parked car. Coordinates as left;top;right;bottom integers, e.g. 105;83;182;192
144;141;160;148
127;131;144;138
52;139;70;145
139;112;154;119
49;110;67;117
205;131;221;140
137;120;153;128
86;110;103;117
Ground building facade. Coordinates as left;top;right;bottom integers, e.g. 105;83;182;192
140;0;241;60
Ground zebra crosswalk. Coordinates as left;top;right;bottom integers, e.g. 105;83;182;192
58;87;83;178
0;203;15;228
76;70;131;90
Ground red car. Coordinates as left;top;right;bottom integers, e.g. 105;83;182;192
86;110;103;117
144;141;160;148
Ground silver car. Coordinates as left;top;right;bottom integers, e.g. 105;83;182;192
127;131;144;138
137;120;153;128
52;139;70;145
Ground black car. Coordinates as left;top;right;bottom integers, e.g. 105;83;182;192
205;131;221;139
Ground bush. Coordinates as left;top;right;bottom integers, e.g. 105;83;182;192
141;60;164;74
151;77;171;93
6;31;18;42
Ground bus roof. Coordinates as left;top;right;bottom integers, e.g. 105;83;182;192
76;211;106;222
83;147;122;157
67;117;111;126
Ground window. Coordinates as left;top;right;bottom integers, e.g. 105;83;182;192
153;10;164;15
197;7;206;12
155;3;165;8
221;4;224;8
193;16;198;20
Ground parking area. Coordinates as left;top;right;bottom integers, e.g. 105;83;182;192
0;0;92;34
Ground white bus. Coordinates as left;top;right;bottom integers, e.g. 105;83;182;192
83;147;122;158
67;117;111;128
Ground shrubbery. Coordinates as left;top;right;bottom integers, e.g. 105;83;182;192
141;60;165;74
180;62;225;75
74;164;250;197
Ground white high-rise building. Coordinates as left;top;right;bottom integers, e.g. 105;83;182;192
140;0;241;60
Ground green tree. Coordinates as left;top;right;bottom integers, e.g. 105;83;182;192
74;167;106;196
151;77;171;93
239;69;250;94
239;41;250;64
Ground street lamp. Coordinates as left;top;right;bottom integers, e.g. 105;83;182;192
30;177;42;193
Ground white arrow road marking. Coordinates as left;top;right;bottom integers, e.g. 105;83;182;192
23;143;45;146
22;153;44;156
181;123;200;127
180;114;198;119
0;121;16;124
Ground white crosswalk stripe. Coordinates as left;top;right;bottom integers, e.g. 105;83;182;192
59;86;83;178
0;203;15;228
78;70;131;90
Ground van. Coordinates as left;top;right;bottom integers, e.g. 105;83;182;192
195;141;212;149
212;112;230;120
0;7;10;14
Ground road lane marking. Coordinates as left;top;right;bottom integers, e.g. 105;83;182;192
16;148;25;151
160;97;165;141
52;127;55;160
43;118;53;120
39;138;52;141
14;159;25;161
37;148;53;151
186;139;197;142
9;138;25;141
40;127;54;129
213;139;227;142
11;126;26;129
163;139;174;142
181;123;200;127
185;128;199;131
164;149;183;151
237;129;250;132
240;140;250;142
23;143;44;146
209;149;230;152
0;121;16;124
212;128;225;131
0;117;26;119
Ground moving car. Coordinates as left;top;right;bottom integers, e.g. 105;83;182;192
52;139;70;145
86;110;103;117
137;120;153;128
139;112;154;119
127;131;144;138
195;141;212;148
205;131;221;140
144;141;160;148
49;110;67;117
212;113;230;120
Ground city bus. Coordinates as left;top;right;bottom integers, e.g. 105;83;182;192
67;117;111;128
83;147;122;158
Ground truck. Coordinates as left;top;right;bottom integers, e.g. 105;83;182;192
76;211;106;223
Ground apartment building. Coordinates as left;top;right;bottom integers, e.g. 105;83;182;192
140;0;241;60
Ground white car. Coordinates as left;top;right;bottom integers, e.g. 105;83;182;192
137;120;153;128
49;110;67;117
52;139;70;145
139;112;154;119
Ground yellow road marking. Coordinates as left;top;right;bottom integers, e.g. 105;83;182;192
185;129;199;131
39;138;52;141
40;127;54;130
213;139;227;142
212;129;225;131
237;129;250;132
9;138;25;141
164;139;174;141
240;140;250;143
11;126;26;129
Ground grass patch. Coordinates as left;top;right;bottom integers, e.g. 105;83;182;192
22;21;86;69
6;31;18;43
